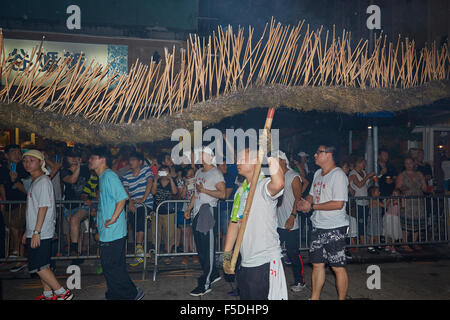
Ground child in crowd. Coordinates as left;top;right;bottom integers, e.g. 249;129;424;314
367;186;384;253
383;189;403;254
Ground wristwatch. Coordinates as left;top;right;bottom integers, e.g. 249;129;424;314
33;230;41;235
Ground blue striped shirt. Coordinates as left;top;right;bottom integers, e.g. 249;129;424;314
121;166;154;208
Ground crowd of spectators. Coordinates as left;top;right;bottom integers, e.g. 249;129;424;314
339;147;449;256
0;141;449;272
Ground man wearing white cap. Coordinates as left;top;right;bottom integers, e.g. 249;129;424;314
273;150;306;293
21;150;73;300
185;146;226;296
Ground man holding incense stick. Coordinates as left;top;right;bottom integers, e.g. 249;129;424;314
223;148;287;300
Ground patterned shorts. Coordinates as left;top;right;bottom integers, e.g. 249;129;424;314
310;226;348;267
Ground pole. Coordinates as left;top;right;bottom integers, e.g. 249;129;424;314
349;130;353;155
229;108;275;274
366;126;374;173
373;126;378;176
15;128;19;145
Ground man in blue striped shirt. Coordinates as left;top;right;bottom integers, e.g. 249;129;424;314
121;152;154;267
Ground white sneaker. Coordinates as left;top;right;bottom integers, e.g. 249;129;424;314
290;283;306;292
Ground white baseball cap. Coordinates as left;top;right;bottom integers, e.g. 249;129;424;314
271;150;291;169
298;151;309;157
200;146;217;166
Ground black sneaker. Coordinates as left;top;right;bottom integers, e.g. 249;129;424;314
345;250;353;260
190;285;211;297
367;247;379;254
10;263;27;273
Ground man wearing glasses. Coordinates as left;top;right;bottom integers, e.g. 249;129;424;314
297;145;349;300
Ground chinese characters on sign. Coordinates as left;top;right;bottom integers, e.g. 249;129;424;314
2;39;128;87
7;49;86;72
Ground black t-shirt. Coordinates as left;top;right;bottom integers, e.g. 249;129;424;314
153;180;173;213
416;163;432;178
0;161;28;202
61;165;91;208
377;162;397;197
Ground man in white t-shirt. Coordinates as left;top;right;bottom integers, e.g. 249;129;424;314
297;144;349;300
185;147;226;297
273;151;306;293
21;150;73;300
223;148;287;300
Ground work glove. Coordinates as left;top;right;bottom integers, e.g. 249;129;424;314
222;251;234;274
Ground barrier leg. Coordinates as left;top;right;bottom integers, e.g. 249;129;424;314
153;211;158;282
142;208;148;281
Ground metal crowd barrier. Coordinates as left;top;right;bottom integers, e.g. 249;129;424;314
150;200;234;281
151;195;449;280
0;200;151;280
1;195;448;281
298;195;449;250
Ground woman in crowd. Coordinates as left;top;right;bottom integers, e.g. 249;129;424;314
348;158;375;246
176;167;196;265
340;161;357;258
395;157;427;252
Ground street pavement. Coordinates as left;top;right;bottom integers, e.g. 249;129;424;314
1;244;450;300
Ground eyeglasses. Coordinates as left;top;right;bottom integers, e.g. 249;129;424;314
315;149;328;154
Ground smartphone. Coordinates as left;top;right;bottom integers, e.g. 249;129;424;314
158;170;168;177
10;162;16;173
55;154;60;163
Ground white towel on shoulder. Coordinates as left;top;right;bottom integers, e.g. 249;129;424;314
268;257;288;300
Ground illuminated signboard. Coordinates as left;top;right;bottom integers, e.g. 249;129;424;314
2;38;128;85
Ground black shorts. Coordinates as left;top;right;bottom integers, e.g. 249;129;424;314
27;238;52;273
309;226;348;267
237;262;270;300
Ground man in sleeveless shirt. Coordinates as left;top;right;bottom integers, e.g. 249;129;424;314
274;151;306;293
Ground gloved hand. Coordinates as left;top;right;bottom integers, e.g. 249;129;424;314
222;251;234;274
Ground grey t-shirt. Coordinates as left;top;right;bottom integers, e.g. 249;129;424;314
26;175;56;240
240;178;284;268
192;167;225;218
277;169;301;230
309;167;349;229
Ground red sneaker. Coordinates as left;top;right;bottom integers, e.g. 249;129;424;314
56;289;73;300
36;293;57;300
